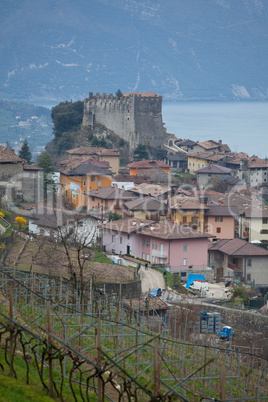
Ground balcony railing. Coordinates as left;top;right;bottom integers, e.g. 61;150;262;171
152;250;168;258
228;263;242;271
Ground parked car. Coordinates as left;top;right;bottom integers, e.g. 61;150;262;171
150;287;162;297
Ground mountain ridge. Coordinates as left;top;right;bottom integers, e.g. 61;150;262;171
0;0;267;104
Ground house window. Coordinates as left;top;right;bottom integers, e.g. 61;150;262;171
263;218;268;224
152;242;155;249
155;257;158;264
216;253;220;260
92;197;95;201
120;237;122;244
143;239;145;246
83;180;86;186
155;242;158;250
215;217;223;222
146;254;150;261
152;256;155;263
146;240;150;247
189;162;191;166
183;210;187;214
98;180;102;187
232;258;237;265
183;244;187;252
247;259;251;266
183;216;187;224
91;176;95;182
247;274;251;281
260;229;268;234
142;253;146;260
216;227;221;233
112;235;116;242
193;210;197;214
127;234;130;239
183;258;187;266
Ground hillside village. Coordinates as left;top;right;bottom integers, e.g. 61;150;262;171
1;92;268;292
1;92;268;400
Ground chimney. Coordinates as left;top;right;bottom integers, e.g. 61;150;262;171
219;139;222;146
132;219;137;226
150;224;155;231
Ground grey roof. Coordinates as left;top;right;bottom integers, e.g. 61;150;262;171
87;186;138;200
196;164;231;174
209;239;268;256
124;197;167;211
205;205;239;217
69;163;112;176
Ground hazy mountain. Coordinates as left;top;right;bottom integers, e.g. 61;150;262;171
1;0;268;104
0;100;52;157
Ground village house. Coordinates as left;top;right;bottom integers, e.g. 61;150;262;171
162;154;188;173
86;186;138;216
240;204;268;244
0;145;25;181
167;195;209;232
204;205;239;240
224;154;268;187
195;164;235;189
187;152;227;174
208;238;268;284
187;140;230;154
66;147;120;174
28;209;99;243
127;159;170;176
102;218;211;271
129;183;171;200
124;197;168;220
58;157;113;208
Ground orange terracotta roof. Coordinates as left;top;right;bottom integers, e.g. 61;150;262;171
0;145;25;163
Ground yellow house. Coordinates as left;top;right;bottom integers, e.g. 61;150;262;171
58;158;112;208
187;152;226;174
66;147;120;174
168;196;208;232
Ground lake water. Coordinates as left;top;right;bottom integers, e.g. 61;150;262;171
162;102;268;159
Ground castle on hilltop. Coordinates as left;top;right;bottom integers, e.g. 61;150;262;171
82;91;167;150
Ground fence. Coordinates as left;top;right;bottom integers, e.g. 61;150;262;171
0;266;268;401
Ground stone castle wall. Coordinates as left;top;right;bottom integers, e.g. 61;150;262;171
82;92;166;150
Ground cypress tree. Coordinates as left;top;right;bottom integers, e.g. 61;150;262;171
19;138;32;164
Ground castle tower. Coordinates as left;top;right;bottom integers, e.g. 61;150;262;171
82;91;166;150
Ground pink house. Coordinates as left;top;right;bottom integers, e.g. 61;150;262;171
204;206;239;240
102;218;211;272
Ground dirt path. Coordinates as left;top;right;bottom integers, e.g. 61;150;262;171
140;266;165;294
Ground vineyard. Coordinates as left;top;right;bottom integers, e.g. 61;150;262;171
0;267;268;401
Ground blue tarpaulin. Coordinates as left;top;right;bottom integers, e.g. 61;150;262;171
186;274;205;289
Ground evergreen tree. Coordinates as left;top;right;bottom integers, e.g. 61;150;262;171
116;89;123;98
38;152;55;200
133;143;149;161
19;138;32;164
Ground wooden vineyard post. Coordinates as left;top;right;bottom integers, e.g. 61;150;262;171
220;365;226;401
154;336;161;397
96;316;103;402
46;301;54;398
9;288;15;377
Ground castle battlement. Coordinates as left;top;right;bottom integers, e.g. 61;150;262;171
82;91;166;150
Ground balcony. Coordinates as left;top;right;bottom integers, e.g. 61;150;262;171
152;250;168;259
227;263;242;271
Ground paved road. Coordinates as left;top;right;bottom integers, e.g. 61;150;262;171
140;266;165;294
